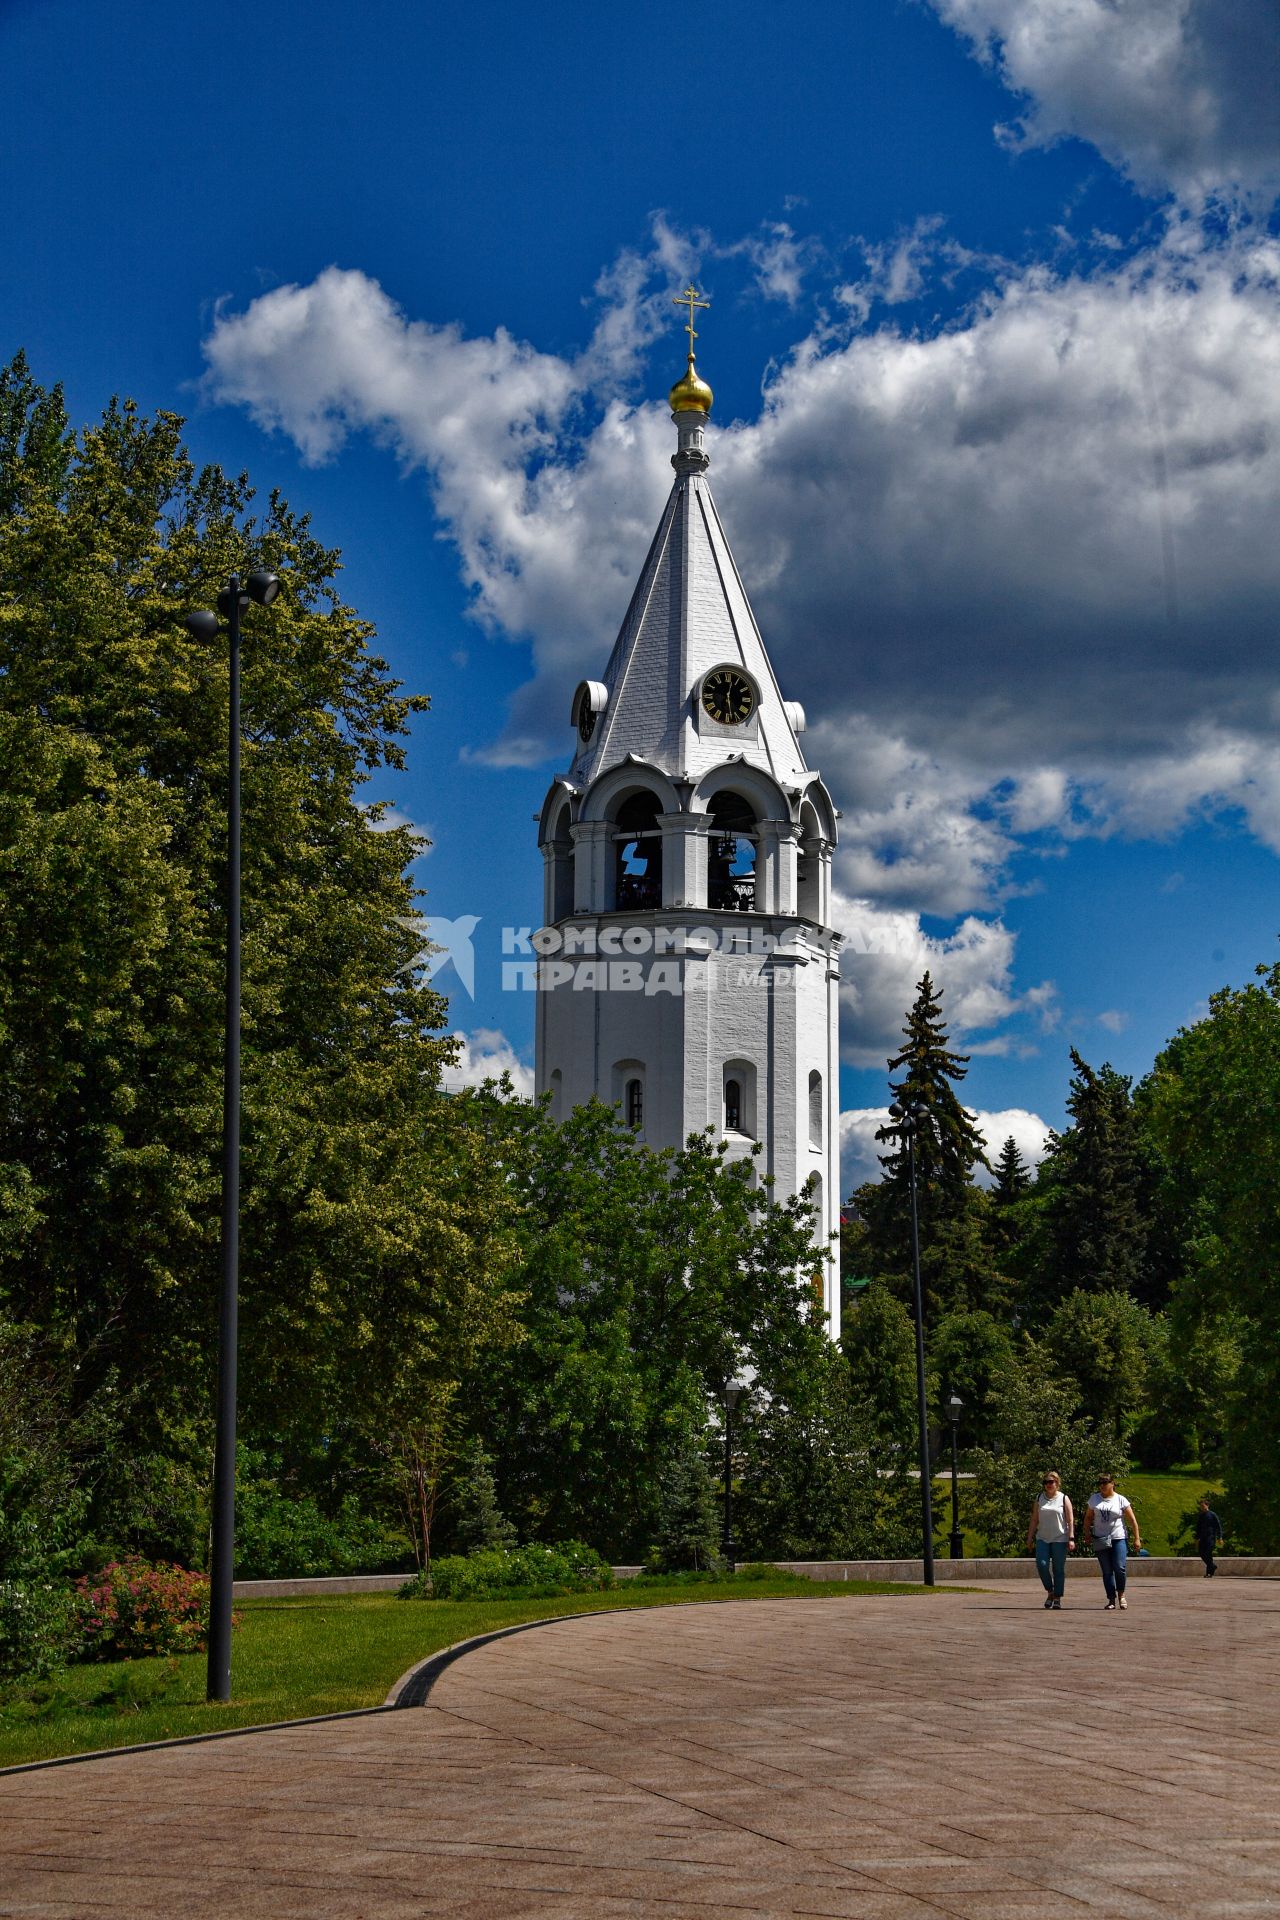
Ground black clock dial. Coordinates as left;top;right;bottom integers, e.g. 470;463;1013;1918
701;669;755;726
577;701;596;743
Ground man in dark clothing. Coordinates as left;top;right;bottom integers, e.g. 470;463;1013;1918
1195;1497;1223;1576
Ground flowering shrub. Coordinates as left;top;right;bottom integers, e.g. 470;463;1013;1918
74;1558;221;1660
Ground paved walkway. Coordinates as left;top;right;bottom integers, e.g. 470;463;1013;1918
2;1581;1278;1918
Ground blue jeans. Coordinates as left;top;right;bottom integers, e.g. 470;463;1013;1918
1036;1540;1067;1597
1095;1538;1127;1600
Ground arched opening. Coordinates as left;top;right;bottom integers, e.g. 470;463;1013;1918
797;802;824;923
809;1069;823;1149
625;1077;644;1130
707;792;757;911
722;1059;757;1138
550;804;574;921
811;1171;824;1218
613;792;663;910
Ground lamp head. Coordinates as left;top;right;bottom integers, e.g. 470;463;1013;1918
184;609;220;642
946;1392;963;1423
724;1379;746;1413
246;570;281;607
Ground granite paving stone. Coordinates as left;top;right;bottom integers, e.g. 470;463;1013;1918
2;1582;1278;1917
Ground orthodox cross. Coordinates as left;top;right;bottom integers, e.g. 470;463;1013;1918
673;284;710;354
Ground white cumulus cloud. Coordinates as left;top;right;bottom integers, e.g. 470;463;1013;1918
441;1027;534;1099
928;0;1280;205
833;888;1056;1067
201;212;1280;1059
840;1104;1052;1195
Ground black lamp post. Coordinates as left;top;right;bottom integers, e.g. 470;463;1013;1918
889;1097;935;1587
945;1391;964;1560
721;1379;744;1574
184;569;280;1705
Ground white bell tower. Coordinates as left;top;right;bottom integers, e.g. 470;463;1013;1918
534;293;843;1336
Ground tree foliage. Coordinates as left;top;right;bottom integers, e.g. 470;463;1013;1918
1036;1051;1157;1307
737;1340;919;1562
875;971;990;1207
466;1095;830;1561
967;1345;1128;1556
1141;961;1280;1549
0;352;519;1564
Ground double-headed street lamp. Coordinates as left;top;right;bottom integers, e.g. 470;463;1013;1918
185;569;280;1705
721;1378;746;1574
945;1391;964;1560
888;1096;935;1587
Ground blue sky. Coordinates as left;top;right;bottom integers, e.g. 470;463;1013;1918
4;0;1278;1186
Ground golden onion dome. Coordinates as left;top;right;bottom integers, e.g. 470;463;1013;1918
668;354;713;415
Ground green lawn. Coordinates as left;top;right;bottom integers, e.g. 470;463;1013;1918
933;1467;1224;1559
0;1570;943;1771
1119;1469;1224;1555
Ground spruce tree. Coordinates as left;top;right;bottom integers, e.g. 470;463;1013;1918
876;972;990;1209
855;975;996;1318
1039;1050;1151;1302
449;1439;517;1555
993;1135;1031;1204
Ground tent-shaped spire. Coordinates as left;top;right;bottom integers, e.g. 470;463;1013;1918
568;314;809;794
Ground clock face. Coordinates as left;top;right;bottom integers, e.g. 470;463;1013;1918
577;700;596;743
701;669;755;726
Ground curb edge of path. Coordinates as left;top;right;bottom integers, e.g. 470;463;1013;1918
0;1602;706;1780
0;1586;972;1781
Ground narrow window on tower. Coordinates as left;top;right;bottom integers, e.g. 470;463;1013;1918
809;1069;823;1148
725;1077;742;1133
625;1077;644;1130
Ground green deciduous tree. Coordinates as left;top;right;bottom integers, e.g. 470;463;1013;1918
841;1280;918;1449
967;1345;1128;1556
1142;961;1280;1549
467;1095;828;1561
736;1341;919;1562
930;1308;1015;1451
0;354;522;1558
1043;1288;1157;1438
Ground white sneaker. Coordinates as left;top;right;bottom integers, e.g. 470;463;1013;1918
1118;1596;1128;1610
1105;1599;1116;1610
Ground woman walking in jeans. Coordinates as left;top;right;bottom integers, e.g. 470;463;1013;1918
1026;1470;1074;1608
1085;1473;1143;1610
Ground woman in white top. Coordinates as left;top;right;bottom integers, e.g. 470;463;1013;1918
1085;1473;1143;1610
1025;1470;1074;1609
